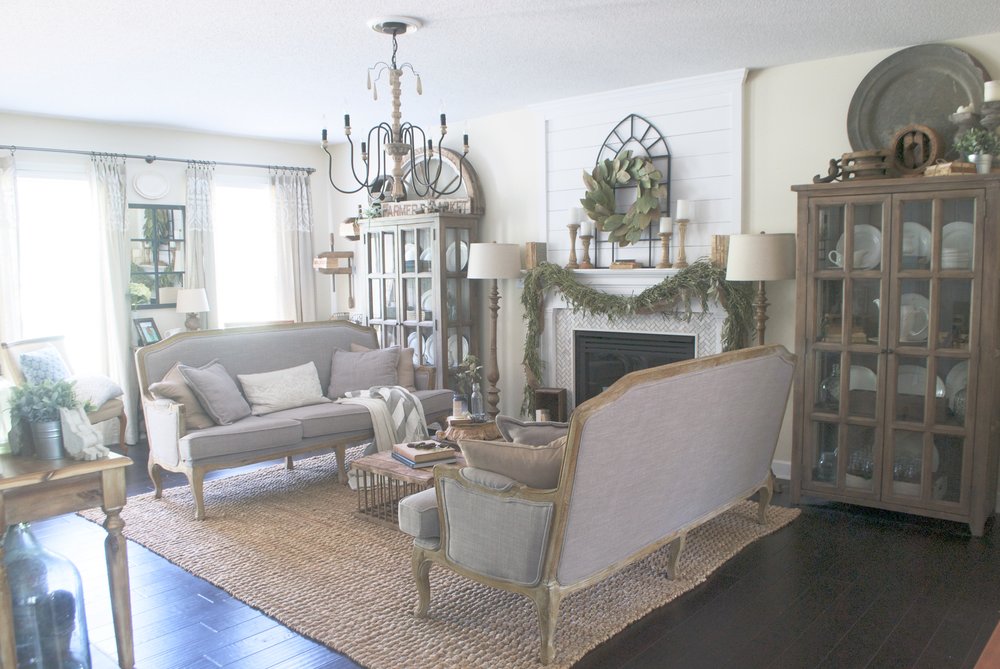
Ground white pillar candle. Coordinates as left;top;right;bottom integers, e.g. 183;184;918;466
675;199;693;220
580;218;593;236
659;216;672;234
568;206;582;224
985;81;1000;103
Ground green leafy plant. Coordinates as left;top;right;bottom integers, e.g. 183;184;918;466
454;354;483;395
9;380;79;423
580;150;667;247
519;260;754;415
128;281;152;306
954;128;1000;156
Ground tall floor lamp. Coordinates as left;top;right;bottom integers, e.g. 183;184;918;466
467;242;522;417
725;233;796;346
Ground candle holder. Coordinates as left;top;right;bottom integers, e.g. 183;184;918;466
565;223;580;269
674;219;689;268
579;235;594;269
656;232;672;269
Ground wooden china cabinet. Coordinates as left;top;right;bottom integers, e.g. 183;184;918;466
360;212;481;390
791;174;1000;536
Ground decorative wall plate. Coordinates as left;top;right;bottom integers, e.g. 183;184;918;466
847;44;990;153
132;172;170;200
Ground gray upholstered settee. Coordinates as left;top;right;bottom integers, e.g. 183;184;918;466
136;321;452;519
399;345;796;664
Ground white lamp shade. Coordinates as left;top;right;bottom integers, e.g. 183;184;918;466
725;233;796;282
176;287;210;313
467;242;522;280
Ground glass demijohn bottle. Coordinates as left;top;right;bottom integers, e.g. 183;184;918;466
469;382;484;422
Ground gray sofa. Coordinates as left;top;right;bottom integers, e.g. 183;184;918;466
399;345;796;664
136;321;452;519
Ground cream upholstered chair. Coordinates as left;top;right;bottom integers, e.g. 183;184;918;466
1;336;127;450
398;345;796;664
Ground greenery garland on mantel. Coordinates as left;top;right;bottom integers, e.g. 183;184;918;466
519;260;754;415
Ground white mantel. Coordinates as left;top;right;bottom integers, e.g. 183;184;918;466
539;269;727;407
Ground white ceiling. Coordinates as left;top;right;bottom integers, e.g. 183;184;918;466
3;0;1000;144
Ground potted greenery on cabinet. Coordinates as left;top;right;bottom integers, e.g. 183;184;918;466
954;127;1000;174
8;380;79;458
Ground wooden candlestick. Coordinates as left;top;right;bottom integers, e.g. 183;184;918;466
674;219;689;268
579;235;594;269
565;223;580;269
656;232;673;269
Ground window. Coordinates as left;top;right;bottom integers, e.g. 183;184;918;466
15;166;106;371
213;175;284;326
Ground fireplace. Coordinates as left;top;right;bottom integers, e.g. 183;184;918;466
574;330;695;404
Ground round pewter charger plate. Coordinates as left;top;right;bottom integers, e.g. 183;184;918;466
847;44;991;153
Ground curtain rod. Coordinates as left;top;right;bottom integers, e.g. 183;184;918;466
1;144;316;174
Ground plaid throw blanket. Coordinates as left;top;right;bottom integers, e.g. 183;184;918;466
338;385;428;453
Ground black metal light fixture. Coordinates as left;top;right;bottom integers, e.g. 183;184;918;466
321;16;470;202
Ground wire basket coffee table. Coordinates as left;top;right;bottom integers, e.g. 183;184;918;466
352;450;464;528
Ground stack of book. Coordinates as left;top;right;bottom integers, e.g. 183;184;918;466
391;440;458;468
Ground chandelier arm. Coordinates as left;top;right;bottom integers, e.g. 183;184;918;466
322;141;367;195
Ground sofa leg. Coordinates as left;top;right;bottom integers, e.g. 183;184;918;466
118;409;127;452
412;548;432;618
533;585;563;665
665;533;686;580
189;468;207;521
757;473;774;524
285;456;294;470
335;446;347;485
148;459;164;499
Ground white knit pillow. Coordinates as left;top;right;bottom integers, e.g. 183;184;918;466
238;362;331;415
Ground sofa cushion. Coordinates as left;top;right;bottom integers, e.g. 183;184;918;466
19;345;70;384
148;363;215;430
460;435;567;489
179;415;303;462
399;487;440;540
496;414;569;445
179;360;252;425
269;401;374;439
70;374;124;409
413;389;453;419
351;343;416;391
237;362;332;415
327;348;399;399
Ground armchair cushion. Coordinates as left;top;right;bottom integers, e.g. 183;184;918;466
149;363;215;429
70;374;124;410
459;436;567;489
178;360;252;426
351;343;416;391
19;345;70;384
398;487;440;540
495;414;569;445
237;362;331;415
327;347;399;399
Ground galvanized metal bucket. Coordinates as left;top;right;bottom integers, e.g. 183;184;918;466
29;420;64;459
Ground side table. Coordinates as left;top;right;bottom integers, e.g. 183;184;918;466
437;419;502;443
353;451;465;528
0;452;135;669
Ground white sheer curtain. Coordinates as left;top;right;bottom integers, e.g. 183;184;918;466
185;163;218;328
0;154;21;349
90;155;136;444
271;169;316;322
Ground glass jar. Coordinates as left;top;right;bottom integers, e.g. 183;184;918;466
3;522;91;669
819;364;842;404
469;383;484;422
451;393;468;418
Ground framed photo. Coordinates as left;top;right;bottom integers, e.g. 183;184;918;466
134;317;162;346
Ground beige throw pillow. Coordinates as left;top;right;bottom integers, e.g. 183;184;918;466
327;347;399;399
148;363;215;429
495;414;569;445
460;435;567;489
238;362;332;415
351;343;416;391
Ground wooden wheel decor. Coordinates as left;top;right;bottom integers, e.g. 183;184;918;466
891;124;942;176
586;114;672;267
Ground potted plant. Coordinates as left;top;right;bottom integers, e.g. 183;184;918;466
8;380;79;459
954;127;1000;174
453;355;484;420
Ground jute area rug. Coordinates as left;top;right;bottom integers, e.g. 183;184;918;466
83;452;799;668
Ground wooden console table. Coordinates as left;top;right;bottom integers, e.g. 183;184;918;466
0;452;134;669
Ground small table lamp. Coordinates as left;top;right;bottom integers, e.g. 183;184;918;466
467;242;522;417
176;288;210;331
725;233;796;346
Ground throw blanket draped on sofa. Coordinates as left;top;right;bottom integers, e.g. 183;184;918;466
339;386;429;488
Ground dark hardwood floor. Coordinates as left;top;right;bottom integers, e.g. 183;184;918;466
26;443;1000;668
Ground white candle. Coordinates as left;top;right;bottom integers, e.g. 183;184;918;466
568;206;582;224
985;81;1000;103
580;218;593;236
675;200;693;220
659;216;672;234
